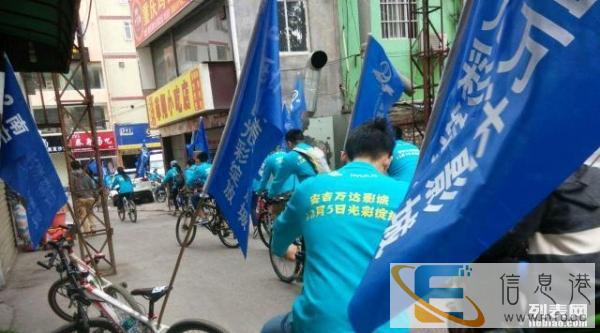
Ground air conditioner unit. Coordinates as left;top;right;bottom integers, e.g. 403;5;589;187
419;32;448;53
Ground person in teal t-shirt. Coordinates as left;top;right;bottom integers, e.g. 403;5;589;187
111;167;135;211
184;159;197;188
269;130;328;198
388;127;420;183
258;150;297;196
263;119;410;333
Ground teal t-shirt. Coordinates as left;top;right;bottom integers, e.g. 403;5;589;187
269;143;316;197
111;174;134;194
184;165;197;187
194;162;211;185
388;140;420;183
259;151;297;195
272;161;410;333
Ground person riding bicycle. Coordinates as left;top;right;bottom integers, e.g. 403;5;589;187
388;126;420;183
164;160;185;211
264;119;410;333
268;130;329;217
111;167;134;212
148;168;163;182
184;159;197;188
193;151;212;186
258;148;297;197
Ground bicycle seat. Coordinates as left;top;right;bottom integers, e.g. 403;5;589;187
130;285;170;302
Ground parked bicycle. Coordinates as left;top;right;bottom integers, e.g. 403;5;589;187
118;195;137;223
39;235;228;333
175;194;238;249
269;238;304;283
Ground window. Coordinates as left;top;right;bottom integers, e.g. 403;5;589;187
278;0;308;52
21;73;54;94
65;106;108;130
61;63;104;90
151;34;178;87
123;21;132;41
216;45;229;61
33;107;60;128
380;0;417;39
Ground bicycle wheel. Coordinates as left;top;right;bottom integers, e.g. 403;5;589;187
48;277;79;321
127;201;137;223
51;318;120;333
268;239;299;283
216;217;239;248
103;283;143;315
166;319;228;333
257;212;273;248
117;206;125;221
156;190;167;203
176;210;197;247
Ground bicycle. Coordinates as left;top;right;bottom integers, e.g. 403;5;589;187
269;237;304;283
40;237;228;333
40;227;142;322
175;194;238;249
254;193;289;248
152;181;167;203
118;194;137;223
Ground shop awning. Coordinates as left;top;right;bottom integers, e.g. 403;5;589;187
0;0;80;72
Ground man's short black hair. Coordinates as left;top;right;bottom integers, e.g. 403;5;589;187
71;160;82;170
345;118;395;160
187;159;194;167
285;129;304;144
394;126;404;140
196;151;209;162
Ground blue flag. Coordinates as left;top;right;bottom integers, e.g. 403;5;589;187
348;36;404;131
204;0;283;256
186;117;210;159
288;76;306;130
136;144;150;178
349;2;600;332
0;57;67;247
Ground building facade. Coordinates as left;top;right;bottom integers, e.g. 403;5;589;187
337;0;462;127
22;0;153;182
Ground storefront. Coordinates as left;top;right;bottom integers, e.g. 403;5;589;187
41;133;69;187
147;62;236;166
114;123;161;169
68;130;118;173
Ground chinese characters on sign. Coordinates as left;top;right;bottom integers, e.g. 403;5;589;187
130;0;192;46
146;66;206;129
68;130;116;152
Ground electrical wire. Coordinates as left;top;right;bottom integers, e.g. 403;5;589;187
82;0;93;36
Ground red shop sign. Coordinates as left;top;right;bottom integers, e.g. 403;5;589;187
68;130;116;152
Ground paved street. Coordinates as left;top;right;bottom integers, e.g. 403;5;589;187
0;202;299;333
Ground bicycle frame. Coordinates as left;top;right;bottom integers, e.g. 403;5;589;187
82;280;170;333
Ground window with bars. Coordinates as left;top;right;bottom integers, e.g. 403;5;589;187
278;0;309;52
380;0;418;39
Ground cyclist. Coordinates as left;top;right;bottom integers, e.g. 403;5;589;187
184;159;197;188
258;149;297;196
164;161;185;211
111;167;135;213
388;126;420;183
193;151;212;186
264;119;410;333
269;130;329;207
148;168;163;182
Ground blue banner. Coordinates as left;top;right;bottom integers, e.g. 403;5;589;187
114;123;160;148
204;0;283;256
186;117;209;159
0;57;67;247
136;144;150;178
349;2;600;332
348;36;404;131
287;75;306;130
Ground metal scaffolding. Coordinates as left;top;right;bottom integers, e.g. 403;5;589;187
49;21;117;275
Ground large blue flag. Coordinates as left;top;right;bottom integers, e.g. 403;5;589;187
348;36;404;131
204;0;283;256
349;1;600;332
135;143;150;178
186;117;209;159
287;75;306;130
0;57;67;247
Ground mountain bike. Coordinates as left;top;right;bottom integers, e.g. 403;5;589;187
40;237;228;333
254;193;289;248
118;194;137;223
40;228;142;322
175;194;238;249
269;238;304;283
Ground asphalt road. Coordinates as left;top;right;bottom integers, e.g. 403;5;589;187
0;202;299;333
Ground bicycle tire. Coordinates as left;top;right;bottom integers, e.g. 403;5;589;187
176;210;197;247
48;277;79;321
51;318;120;333
156;190;167;203
166;319;229;333
127;201;137;223
216;217;239;249
257;212;273;248
117;206;125;221
268;238;299;283
103;283;144;315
